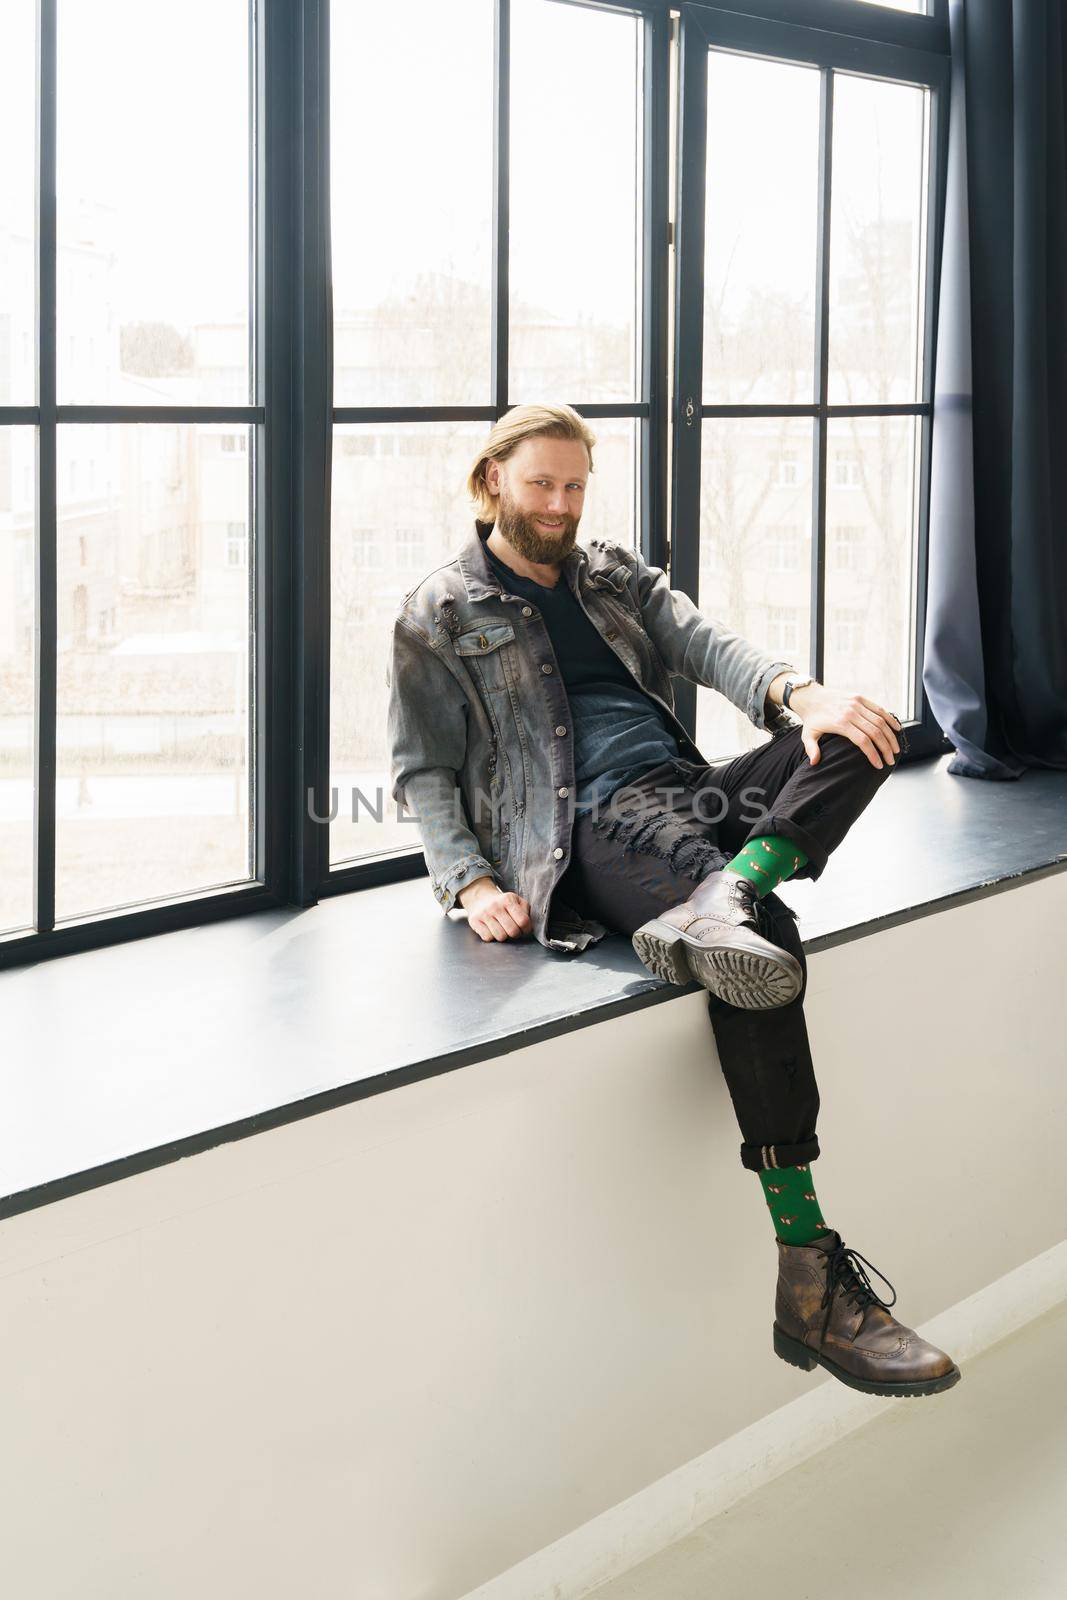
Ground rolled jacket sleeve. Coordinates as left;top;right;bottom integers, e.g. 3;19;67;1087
386;616;497;913
631;552;797;733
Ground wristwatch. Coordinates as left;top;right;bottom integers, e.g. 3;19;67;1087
782;674;815;712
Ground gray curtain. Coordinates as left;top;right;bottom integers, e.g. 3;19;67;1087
924;0;1067;779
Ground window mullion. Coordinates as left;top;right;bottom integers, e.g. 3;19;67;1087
491;0;510;414
810;64;833;686
639;5;671;572
34;0;58;937
293;0;332;903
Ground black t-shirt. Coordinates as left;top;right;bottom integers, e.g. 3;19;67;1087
484;540;683;807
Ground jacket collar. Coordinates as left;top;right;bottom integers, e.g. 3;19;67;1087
458;518;615;603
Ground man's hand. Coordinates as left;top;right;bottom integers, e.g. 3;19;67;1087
789;683;902;770
457;875;533;942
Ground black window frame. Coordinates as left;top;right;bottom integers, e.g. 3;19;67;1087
0;0;949;972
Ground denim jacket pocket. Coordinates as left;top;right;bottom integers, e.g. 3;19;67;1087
454;622;516;697
454;622;516;656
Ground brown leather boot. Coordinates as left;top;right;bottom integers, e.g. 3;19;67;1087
774;1228;962;1397
631;868;803;1009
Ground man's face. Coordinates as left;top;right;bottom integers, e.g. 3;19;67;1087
487;435;589;565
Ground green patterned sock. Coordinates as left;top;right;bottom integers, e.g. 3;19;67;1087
758;1163;829;1245
726;834;809;896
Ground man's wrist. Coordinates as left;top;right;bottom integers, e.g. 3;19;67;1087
786;676;819;715
766;670;793;711
457;874;496;909
766;670;819;720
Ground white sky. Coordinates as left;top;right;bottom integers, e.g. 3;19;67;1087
0;0;925;335
330;0;643;325
1;0;247;326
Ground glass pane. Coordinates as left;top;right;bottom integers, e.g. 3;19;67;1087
510;0;641;403
571;416;638;551
0;428;36;935
704;52;820;405
328;415;633;867
55;425;254;921
0;2;35;407
828;74;928;406
696;419;813;761
331;0;494;408
824;416;919;720
56;0;251;405
329;422;487;867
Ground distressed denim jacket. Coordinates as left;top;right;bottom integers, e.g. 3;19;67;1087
386;520;797;953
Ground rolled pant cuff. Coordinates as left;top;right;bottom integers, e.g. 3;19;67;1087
740;1136;821;1172
738;814;828;881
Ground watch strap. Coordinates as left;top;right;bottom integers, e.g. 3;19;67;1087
783;674;814;711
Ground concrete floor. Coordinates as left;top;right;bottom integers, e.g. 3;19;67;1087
592;1298;1067;1600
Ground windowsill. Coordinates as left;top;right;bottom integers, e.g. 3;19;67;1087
3;752;1066;1222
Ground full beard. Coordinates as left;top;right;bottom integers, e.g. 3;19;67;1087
495;492;579;566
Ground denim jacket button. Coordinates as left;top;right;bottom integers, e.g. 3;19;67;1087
541;662;553;674
521;606;533;617
553;847;564;859
557;786;569;798
555;724;567;736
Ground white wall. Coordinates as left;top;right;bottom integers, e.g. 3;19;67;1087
2;871;1065;1600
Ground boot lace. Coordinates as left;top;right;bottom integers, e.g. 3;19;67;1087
821;1240;898;1315
728;873;759;921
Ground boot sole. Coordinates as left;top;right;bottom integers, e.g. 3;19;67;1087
632;919;802;1010
631;921;695;987
773;1322;962;1397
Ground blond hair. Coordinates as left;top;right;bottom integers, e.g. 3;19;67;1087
466;404;597;523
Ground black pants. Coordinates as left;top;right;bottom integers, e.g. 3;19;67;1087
558;723;897;1172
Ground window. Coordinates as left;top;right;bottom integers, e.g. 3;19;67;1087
767;605;802;657
2;0;260;960
834;450;862;489
830;607;866;655
327;0;649;872
340;435;375;458
0;0;948;969
226;522;247;568
766;526;801;572
395;527;425;571
690;3;945;762
832;525;865;571
349;528;383;570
